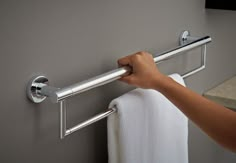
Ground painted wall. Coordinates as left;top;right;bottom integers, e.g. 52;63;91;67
0;0;235;162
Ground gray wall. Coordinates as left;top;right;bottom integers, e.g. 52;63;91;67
0;0;235;163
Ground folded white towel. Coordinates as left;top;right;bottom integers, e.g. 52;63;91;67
107;73;188;163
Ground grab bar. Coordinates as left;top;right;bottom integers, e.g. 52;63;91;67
26;30;212;139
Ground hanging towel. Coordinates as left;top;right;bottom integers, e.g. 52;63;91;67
107;73;188;163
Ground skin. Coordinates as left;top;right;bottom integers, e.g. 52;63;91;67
118;51;236;153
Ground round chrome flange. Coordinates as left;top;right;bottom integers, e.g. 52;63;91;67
180;30;190;46
27;75;49;103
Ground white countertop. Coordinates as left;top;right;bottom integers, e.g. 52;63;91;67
203;76;236;110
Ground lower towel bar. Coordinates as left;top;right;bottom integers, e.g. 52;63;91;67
60;101;116;137
27;30;212;139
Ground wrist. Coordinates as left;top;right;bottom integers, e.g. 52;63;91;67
152;75;173;93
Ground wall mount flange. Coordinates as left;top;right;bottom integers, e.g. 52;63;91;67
27;75;49;103
180;30;190;46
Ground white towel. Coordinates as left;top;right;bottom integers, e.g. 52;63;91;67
107;73;188;163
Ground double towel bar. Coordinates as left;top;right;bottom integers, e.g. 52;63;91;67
27;30;212;139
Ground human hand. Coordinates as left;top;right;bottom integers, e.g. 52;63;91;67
118;51;167;89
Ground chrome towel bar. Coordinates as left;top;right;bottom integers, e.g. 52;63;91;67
26;30;212;139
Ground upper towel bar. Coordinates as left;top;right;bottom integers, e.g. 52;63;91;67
27;30;212;139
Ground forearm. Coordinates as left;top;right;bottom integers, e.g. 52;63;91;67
156;76;236;152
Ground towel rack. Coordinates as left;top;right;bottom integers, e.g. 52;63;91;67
26;30;212;139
